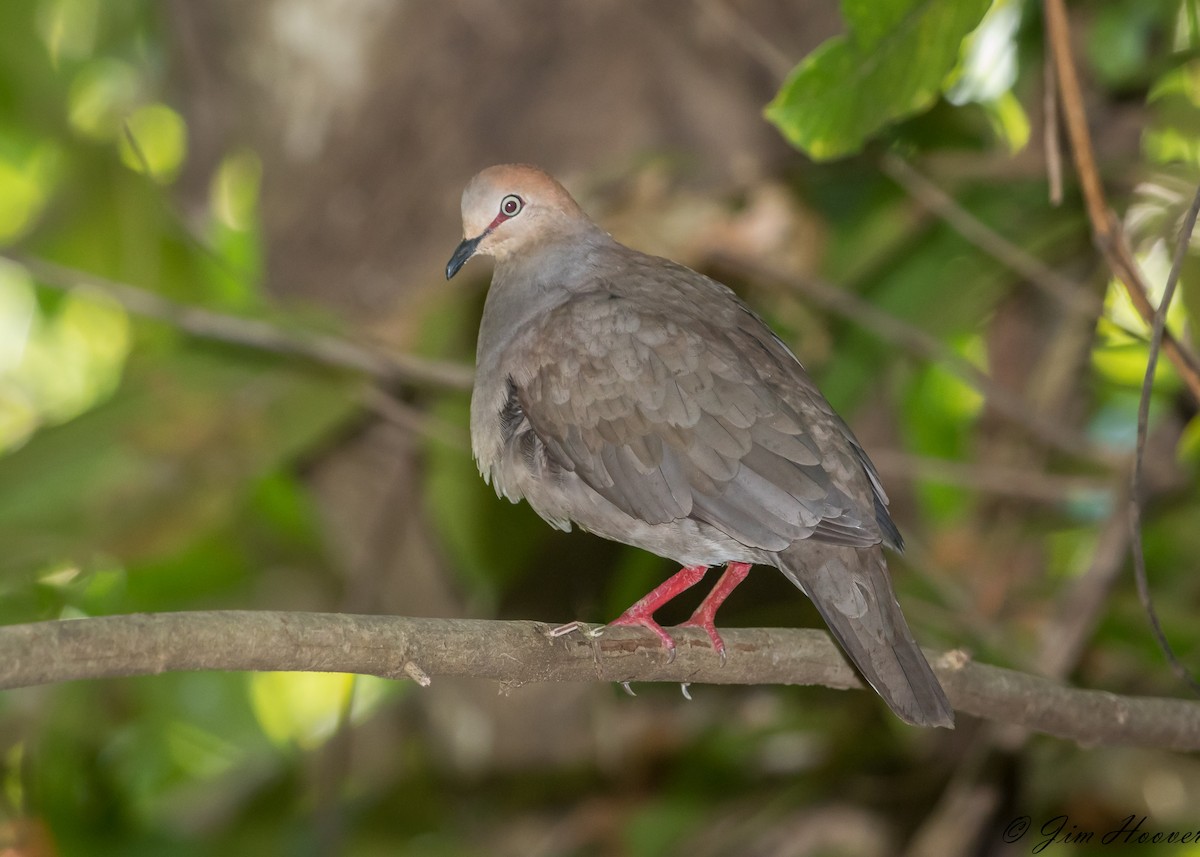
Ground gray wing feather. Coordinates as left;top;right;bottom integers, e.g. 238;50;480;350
513;272;890;551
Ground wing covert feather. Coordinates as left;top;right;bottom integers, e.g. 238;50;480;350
512;283;885;549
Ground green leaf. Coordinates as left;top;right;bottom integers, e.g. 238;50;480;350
765;0;992;160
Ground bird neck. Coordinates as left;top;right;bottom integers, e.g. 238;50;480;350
474;230;610;371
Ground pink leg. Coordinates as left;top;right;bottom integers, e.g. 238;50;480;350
678;562;752;659
608;565;709;655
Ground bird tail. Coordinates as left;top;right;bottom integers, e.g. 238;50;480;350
778;542;954;728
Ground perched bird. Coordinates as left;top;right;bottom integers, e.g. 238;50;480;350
446;164;953;728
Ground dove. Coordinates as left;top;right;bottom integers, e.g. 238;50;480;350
446;164;953;727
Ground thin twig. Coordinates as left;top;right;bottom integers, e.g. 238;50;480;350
908;475;1139;857
1043;0;1200;401
0;611;1198;750
712;253;1124;469
1042;40;1064;207
1040;413;1185;682
313;677;356;856
693;0;794;80
869;449;1110;504
908;301;1191;857
361;387;470;448
1129;181;1200;695
7;254;475;391
881;155;1099;318
1039;482;1133;680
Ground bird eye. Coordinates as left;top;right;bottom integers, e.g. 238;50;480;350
500;195;524;217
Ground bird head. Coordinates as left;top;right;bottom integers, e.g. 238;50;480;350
446;164;590;279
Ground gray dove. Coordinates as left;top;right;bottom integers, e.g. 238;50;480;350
446;164;954;728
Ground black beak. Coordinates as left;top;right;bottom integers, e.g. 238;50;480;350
446;234;484;280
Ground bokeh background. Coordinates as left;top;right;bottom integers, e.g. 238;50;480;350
1;0;1199;855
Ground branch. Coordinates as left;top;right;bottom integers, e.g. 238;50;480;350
1043;0;1200;402
881;155;1101;319
5;255;475;392
694;0;794;80
1042;39;1064;207
2;612;1198;751
1129;180;1200;694
869;449;1110;504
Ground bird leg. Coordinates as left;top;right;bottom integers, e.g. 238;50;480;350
608;565;709;656
677;561;752;660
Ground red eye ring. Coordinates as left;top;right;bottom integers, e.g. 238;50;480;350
500;195;523;217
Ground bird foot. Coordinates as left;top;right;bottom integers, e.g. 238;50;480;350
607;612;678;663
605;564;710;662
676;616;728;665
671;561;749;665
545;620;602;639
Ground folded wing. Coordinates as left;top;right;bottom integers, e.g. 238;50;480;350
511;279;892;552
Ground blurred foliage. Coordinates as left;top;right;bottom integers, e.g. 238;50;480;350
0;0;1199;855
0;0;364;853
765;0;994;159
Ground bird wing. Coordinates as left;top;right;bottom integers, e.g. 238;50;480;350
507;270;889;552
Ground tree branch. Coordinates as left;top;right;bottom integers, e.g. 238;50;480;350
1042;0;1200;402
5;254;475;392
1043;38;1064;207
2;611;1198;751
1129;180;1200;694
880;155;1101;319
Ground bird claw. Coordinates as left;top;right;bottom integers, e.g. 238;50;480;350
620;681;636;697
546;621;603;639
678;617;728;663
680;682;692;700
546;621;584;638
